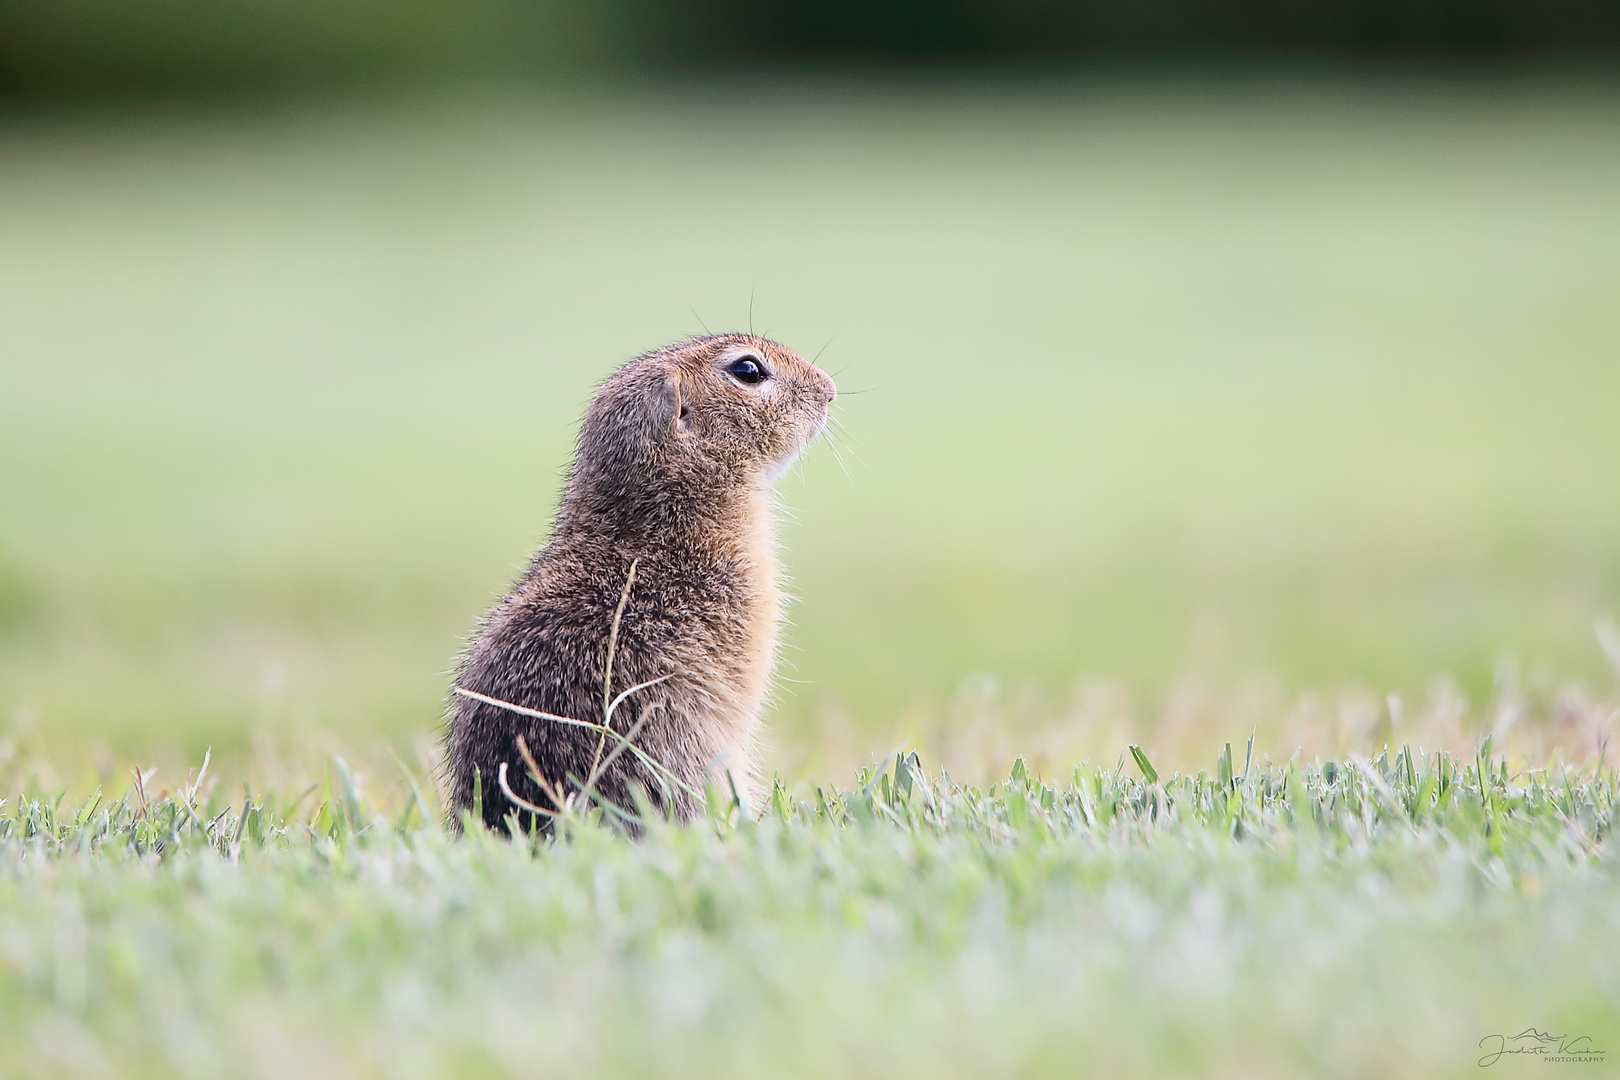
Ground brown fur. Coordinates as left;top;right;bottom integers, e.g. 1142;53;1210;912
444;334;836;832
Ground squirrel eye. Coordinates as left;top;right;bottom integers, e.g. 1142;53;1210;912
728;357;767;385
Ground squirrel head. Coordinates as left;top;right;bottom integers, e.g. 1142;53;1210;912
578;334;837;502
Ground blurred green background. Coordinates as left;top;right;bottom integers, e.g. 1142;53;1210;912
1;4;1617;783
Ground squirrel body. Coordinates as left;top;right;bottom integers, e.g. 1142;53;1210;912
445;334;835;831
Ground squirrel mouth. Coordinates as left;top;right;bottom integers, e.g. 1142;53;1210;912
764;408;830;483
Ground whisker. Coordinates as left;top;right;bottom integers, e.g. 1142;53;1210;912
820;424;852;481
829;434;862;472
827;413;864;456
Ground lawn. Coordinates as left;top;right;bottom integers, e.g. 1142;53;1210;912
3;744;1616;1078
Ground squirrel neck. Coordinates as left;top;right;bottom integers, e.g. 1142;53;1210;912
555;465;775;574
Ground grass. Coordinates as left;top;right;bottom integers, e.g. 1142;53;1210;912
3;75;1620;780
2;743;1616;1078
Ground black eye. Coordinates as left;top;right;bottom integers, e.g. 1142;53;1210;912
728;357;767;385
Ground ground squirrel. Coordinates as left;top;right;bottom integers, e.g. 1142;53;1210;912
445;334;836;831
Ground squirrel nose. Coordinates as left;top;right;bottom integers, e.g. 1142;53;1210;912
819;374;837;404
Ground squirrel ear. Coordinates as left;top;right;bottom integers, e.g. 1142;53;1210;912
654;372;691;437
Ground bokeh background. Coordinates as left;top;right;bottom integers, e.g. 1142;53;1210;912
2;2;1618;791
